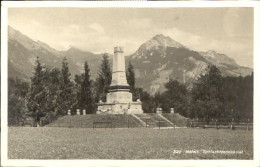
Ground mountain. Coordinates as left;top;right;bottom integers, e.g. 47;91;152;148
8;26;253;94
132;34;184;60
128;34;253;94
8;26;60;57
8;26;102;81
60;47;109;78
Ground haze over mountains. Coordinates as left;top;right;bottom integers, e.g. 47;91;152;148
8;26;253;94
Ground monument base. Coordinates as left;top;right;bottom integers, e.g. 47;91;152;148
97;101;143;114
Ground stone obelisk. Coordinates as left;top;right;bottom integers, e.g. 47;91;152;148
97;46;143;114
110;46;129;87
107;47;132;102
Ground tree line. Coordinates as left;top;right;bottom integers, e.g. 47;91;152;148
158;66;252;123
8;55;253;126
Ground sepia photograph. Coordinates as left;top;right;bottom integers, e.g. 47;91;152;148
1;1;260;167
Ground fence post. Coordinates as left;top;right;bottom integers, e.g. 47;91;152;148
230;118;234;130
247;118;249;131
127;116;129;129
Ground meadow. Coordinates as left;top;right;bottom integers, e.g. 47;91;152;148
8;127;253;159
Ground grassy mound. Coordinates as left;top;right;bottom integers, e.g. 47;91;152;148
46;114;143;128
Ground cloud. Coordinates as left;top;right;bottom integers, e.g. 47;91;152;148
88;23;105;34
160;28;203;50
223;8;253;38
121;18;152;30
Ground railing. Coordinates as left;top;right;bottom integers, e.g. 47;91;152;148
37;116;253;131
189;118;253;130
144;119;174;129
93;121;112;129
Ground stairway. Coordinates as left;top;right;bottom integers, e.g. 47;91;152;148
162;113;190;127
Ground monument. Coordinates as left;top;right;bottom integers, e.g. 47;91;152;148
97;46;143;114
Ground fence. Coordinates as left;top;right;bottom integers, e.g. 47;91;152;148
189;118;253;131
42;116;253;130
93;121;112;129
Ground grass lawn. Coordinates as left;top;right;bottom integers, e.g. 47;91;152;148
8;127;253;159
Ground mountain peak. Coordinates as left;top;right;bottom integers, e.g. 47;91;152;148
131;34;184;59
68;46;80;51
146;34;184;49
152;34;167;39
139;34;183;51
66;46;92;54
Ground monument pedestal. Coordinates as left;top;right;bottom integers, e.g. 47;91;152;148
97;101;143;114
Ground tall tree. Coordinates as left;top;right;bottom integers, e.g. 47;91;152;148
221;73;253;119
61;57;71;85
191;65;224;123
96;53;112;102
126;62;137;101
26;58;68;125
163;79;189;115
26;57;47;125
135;87;155;113
57;57;75;116
26;57;44;113
79;61;93;113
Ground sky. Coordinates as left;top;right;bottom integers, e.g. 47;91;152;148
8;8;253;68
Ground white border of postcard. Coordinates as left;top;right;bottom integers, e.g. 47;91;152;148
1;1;260;167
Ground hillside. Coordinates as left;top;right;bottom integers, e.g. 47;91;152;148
8;26;100;81
128;34;253;93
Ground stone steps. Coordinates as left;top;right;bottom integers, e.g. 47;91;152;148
162;113;190;127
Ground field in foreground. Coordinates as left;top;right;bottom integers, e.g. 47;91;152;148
8;127;253;159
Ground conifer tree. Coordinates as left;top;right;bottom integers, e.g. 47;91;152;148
191;65;224;123
163;79;189;115
27;57;43;112
96;53;112;101
57;57;75;115
26;57;46;125
79;61;93;113
126;62;137;101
